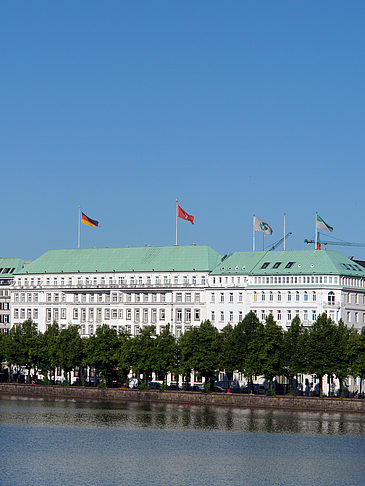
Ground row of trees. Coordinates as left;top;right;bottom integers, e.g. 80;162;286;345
1;312;365;396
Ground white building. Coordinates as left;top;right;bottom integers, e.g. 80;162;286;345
10;245;365;335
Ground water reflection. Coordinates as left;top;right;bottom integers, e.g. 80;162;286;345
0;395;364;435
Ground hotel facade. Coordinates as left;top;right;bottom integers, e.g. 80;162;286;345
9;245;365;335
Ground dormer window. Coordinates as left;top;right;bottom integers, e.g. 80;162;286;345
261;262;270;269
273;262;281;269
285;262;295;269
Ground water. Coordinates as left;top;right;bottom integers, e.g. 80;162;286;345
1;396;365;486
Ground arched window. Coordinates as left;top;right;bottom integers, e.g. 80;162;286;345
261;292;265;302
287;291;291;302
328;291;335;305
296;291;300;302
304;291;308;301
312;291;316;302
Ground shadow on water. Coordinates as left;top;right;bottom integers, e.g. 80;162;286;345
1;395;365;435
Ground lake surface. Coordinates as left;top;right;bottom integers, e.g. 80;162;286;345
1;396;365;486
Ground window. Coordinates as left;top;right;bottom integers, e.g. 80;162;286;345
238;311;243;321
14;309;19;319
347;312;351;323
134;309;140;323
176;309;182;322
185;309;191;322
287;310;292;322
151;309;157;323
229;292;233;303
160;293;166;303
229;311;233;322
135;293;140;303
277;291;281;302
312;292;316;302
261;262;270;269
46;308;52;321
194;293;200;303
273;262;281;269
211;293;215;303
47;293;52;303
143;308;148;323
176;293;182;303
269;292;273;302
220;311;224;322
261;311;265;321
312;311;316;321
220;293;224;303
33;309;38;319
277;310;281;321
143;293;148;302
112;293;118;303
253;292;257;302
160;309;165;320
73;308;79;320
211;311;215;322
304;291;308;302
185;293;191;303
119;309;123;319
261;292;265;302
152;293;157;302
81;308;86;322
89;308;95;320
328;291;335;305
61;308;66;319
112;309;118;319
105;309;110;320
296;291;300;302
287;292;291;302
126;309;131;320
285;262;295;268
238;292;243;302
194;309;200;321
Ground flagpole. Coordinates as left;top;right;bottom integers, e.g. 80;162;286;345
314;212;318;250
78;206;81;249
252;215;255;251
175;199;178;246
283;213;286;251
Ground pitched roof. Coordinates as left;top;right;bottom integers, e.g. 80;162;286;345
15;245;222;275
210;250;365;277
0;258;26;278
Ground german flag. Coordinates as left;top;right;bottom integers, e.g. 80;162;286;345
81;212;99;227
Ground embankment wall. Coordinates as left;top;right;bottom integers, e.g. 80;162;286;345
1;383;364;413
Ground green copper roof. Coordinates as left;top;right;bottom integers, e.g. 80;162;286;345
15;245;222;275
0;258;26;278
211;250;365;277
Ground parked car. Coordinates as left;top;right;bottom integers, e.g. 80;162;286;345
147;381;162;390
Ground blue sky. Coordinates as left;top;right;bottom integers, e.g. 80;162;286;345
1;2;365;260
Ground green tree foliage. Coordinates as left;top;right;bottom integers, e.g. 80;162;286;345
233;311;263;391
154;324;178;386
180;320;220;389
284;316;307;392
5;319;39;383
218;324;236;390
130;325;157;385
84;325;121;386
37;321;60;382
57;325;83;383
307;313;338;396
349;327;365;395
259;314;284;391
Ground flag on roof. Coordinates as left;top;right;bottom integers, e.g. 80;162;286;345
178;205;194;224
253;216;273;235
81;212;99;227
316;214;333;232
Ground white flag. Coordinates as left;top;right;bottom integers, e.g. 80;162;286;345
254;216;273;235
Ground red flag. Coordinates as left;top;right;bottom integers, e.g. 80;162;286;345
178;205;194;224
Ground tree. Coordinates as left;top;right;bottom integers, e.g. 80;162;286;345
349;327;365;395
5;319;39;383
307;313;338;397
218;324;236;391
37;322;60;383
181;321;220;390
84;325;120;386
233;311;263;392
259;314;284;392
154;324;178;386
333;320;351;396
57;325;83;383
130;325;157;385
284;316;307;392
